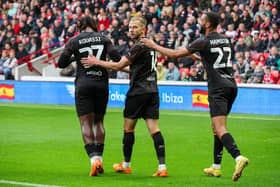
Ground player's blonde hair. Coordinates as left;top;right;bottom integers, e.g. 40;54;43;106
129;16;147;28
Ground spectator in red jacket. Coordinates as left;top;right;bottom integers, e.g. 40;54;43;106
263;66;277;84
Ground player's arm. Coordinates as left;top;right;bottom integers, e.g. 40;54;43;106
141;38;192;58
141;38;203;61
105;38;129;73
81;54;131;71
189;54;202;61
58;39;74;68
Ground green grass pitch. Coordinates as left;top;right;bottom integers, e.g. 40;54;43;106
1;103;280;187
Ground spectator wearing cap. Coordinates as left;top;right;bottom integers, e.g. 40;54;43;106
10;37;18;51
265;46;280;69
16;43;28;65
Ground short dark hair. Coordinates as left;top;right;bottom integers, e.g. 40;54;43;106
77;16;98;32
205;12;220;29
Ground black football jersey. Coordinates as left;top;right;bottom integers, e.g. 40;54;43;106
187;32;237;90
58;32;121;81
125;42;158;96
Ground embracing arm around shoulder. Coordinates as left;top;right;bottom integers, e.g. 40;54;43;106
141;38;192;58
81;55;131;72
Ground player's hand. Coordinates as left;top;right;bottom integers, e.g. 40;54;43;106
81;54;98;66
140;38;156;49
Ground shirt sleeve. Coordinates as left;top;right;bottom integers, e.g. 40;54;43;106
186;36;208;54
58;38;75;68
125;43;145;64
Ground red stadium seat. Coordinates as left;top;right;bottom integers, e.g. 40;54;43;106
251;53;262;61
263;53;270;60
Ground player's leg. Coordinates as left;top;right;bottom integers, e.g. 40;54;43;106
144;93;167;177
91;113;105;173
77;80;108;176
113;95;141;174
113;118;137;174
145;119;168;177
212;116;248;181
79;113;100;176
89;82;109;175
208;87;248;181
204;124;223;177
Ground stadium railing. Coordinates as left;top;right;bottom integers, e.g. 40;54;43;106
14;38;70;80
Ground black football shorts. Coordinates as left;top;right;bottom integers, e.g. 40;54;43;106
208;87;237;117
75;79;109;117
124;93;159;119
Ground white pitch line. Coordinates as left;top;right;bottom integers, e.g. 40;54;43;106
1;103;279;121
0;180;64;187
160;112;280;121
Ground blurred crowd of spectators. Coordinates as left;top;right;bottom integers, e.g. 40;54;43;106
0;0;280;84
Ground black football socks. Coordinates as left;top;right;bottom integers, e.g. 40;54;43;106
152;131;166;165
214;135;223;164
220;133;241;159
85;143;104;157
123;131;135;162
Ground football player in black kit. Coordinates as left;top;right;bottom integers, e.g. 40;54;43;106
141;12;249;181
81;16;168;177
58;16;121;176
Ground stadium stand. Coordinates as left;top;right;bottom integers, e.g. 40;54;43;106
0;0;280;83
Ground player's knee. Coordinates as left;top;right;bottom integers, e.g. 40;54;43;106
93;114;104;124
215;128;227;138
